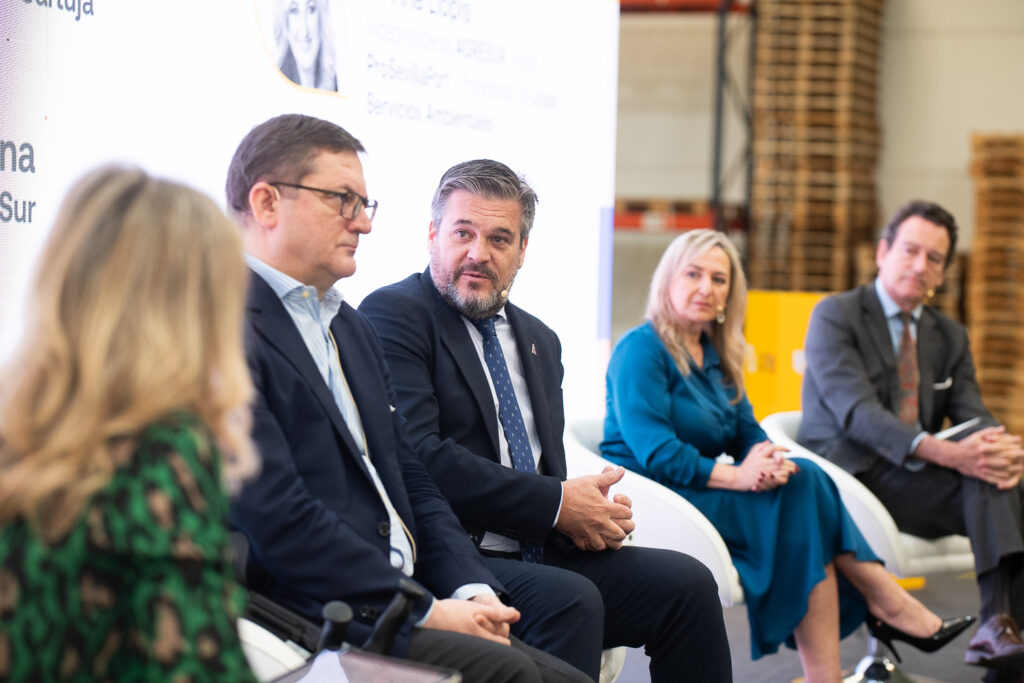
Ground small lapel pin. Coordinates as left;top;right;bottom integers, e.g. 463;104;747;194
389;404;396;413
531;343;537;355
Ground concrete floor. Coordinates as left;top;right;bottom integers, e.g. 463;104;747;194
616;570;988;682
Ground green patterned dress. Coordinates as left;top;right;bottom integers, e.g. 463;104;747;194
0;414;258;682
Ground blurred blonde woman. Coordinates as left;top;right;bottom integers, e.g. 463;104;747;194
601;229;972;682
0;166;259;681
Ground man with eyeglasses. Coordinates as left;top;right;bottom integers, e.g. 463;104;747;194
226;114;589;682
800;200;1024;681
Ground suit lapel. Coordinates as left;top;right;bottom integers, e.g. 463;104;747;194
860;286;902;412
330;311;389;462
917;309;941;427
421;273;503;458
247;273;369;474
861;285;898;371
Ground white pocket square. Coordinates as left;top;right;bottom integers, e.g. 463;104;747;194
932;377;953;390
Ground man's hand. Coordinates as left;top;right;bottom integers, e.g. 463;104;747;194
977;431;1024;489
423;598;520;645
555;467;634;552
918;427;1024;489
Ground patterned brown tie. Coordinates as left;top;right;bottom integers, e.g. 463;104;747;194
897;312;919;425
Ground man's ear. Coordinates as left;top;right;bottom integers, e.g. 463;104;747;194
875;238;889;270
517;235;529;268
428;220;438;249
249;182;280;228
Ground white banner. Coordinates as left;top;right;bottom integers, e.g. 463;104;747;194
0;0;619;413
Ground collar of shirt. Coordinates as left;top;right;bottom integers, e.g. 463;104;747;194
246;254;344;323
246;255;420;575
874;277;922;351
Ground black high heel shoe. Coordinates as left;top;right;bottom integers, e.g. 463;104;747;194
866;612;976;662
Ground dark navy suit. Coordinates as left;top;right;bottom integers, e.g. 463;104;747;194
230;272;502;654
360;269;732;682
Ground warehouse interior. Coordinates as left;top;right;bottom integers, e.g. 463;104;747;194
612;2;1024;681
613;0;1024;418
4;1;1024;681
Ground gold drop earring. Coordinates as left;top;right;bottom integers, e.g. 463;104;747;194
716;305;726;324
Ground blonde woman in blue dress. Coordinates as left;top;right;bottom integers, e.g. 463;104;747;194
602;229;973;682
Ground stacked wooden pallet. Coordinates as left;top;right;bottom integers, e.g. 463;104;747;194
968;134;1024;432
750;0;884;291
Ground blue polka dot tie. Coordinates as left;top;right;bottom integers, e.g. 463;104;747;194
473;316;544;564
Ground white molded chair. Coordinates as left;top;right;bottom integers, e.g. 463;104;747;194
565;418;745;607
238;617;309;682
759;411;974;577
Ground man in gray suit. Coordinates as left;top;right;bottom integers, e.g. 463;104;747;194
799;200;1024;679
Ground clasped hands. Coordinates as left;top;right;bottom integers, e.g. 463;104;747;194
735;441;798;492
950;426;1024;490
555;466;634;552
424;594;520;645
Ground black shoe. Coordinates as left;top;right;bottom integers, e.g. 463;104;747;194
866;611;976;663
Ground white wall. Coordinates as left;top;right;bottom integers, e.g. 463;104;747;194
0;1;620;414
878;0;1024;245
616;12;750;203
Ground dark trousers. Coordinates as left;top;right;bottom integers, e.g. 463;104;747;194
483;544;731;683
407;629;590;683
857;458;1024;622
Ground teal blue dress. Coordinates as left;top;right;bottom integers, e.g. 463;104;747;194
602;322;878;659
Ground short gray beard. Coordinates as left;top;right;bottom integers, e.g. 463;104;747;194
430;254;514;320
437;276;508;320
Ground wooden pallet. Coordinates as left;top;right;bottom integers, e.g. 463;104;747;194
754;121;881;144
757;61;879;81
757;32;881;54
755;139;878;160
755;46;880;71
754;91;878;116
753;77;879;102
756;107;878;129
750;210;877;235
972;133;1024;155
760;0;883;26
971;222;1024;238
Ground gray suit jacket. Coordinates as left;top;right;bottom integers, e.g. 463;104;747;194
798;284;997;474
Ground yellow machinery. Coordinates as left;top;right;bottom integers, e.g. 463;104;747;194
743;290;828;421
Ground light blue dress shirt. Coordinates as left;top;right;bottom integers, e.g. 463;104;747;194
246;255;412;571
246;256;492;607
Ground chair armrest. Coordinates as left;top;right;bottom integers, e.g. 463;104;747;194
238;618;310;682
563;435;744;606
760;412;911;576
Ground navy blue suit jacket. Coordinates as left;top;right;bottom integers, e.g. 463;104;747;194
231;272;502;652
359;269;568;547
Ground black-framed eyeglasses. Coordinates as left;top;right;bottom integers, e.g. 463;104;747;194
271;181;378;221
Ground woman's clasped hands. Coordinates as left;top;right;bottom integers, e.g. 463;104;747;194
735;441;799;492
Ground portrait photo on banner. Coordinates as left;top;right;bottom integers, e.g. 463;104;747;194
255;0;349;94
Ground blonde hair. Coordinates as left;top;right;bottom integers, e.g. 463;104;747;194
0;165;258;539
645;229;749;404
